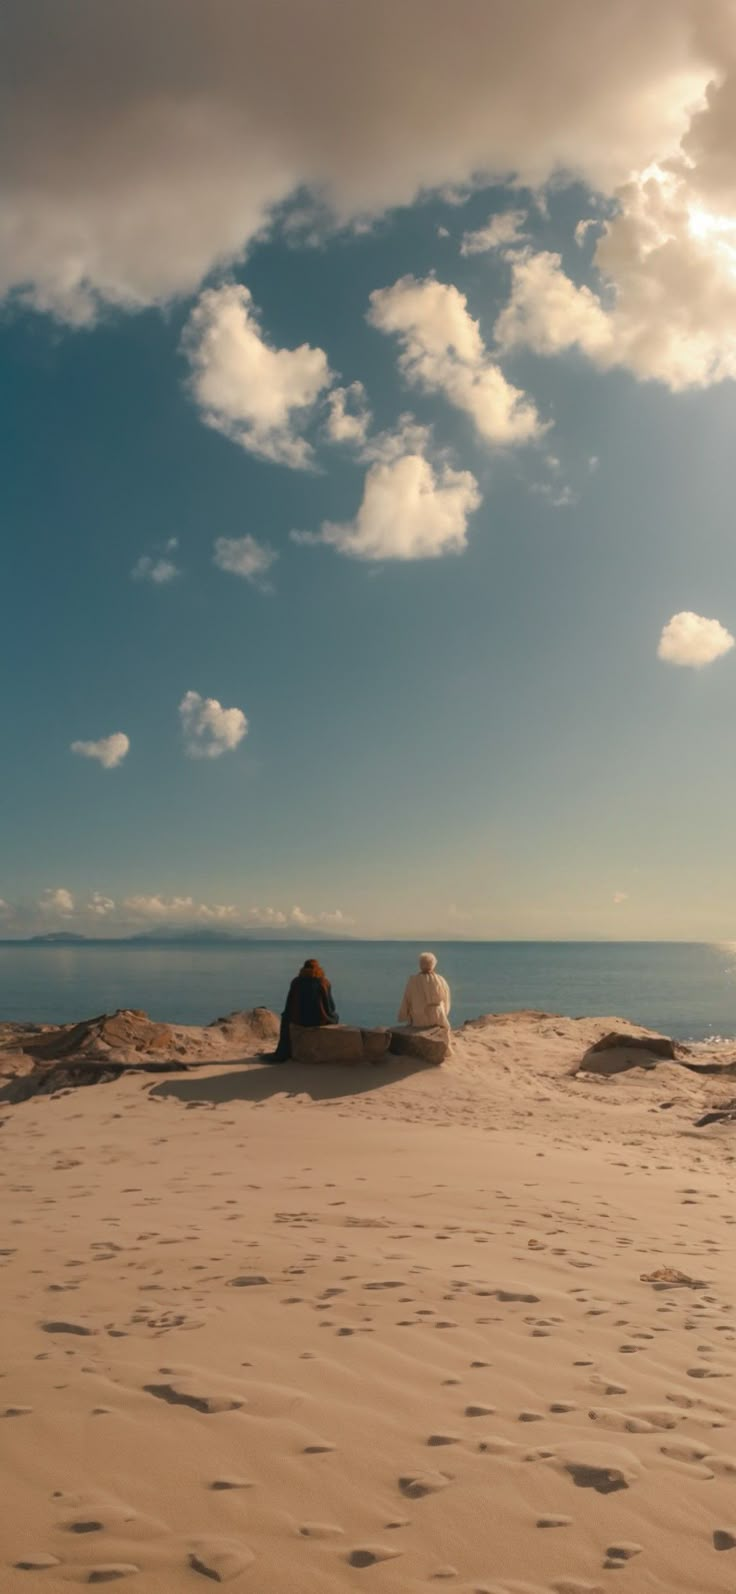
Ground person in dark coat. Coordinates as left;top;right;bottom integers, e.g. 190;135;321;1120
271;958;339;1061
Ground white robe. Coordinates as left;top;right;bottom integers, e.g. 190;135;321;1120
398;970;451;1029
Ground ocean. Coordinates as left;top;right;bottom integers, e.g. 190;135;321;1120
2;940;736;1043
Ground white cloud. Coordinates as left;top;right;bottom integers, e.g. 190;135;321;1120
132;552;180;584
213;535;277;586
368;275;545;445
179;690;248;758
298;435;481;562
40;887;75;916
613;891;629;905
122;894;238;922
574;217;602;247
496;249;614;360
460;209;527;255
248;904;352;929
88;892;116;917
71;732;130;769
657;611;735;668
0;898;9;915
326;382;372;445
496;150;736;391
182;284;332;468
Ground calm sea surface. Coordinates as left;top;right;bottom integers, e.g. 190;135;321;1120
2;941;736;1043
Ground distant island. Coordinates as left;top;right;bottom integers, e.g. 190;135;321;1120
0;927;355;947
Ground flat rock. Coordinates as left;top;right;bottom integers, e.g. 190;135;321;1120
389;1027;450;1065
290;1024;389;1065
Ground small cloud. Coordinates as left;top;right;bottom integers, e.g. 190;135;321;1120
325;382;371;446
612;891;628;905
368;274;545;447
182;283;332;469
132;550;180;584
87;892;115;916
588;455;599;472
179;690;248;758
40;887;75;916
530;480;577;509
122;894;239;922
296;431;481;562
213;535;277;587
436;225;450;239
657;611;735;669
0;898;9;915
460;209;527;255
71;732;130;769
574;217;601;247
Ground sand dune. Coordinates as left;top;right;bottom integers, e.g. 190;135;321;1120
1;1011;735;1590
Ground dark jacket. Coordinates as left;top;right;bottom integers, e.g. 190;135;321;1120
273;974;339;1059
283;974;339;1027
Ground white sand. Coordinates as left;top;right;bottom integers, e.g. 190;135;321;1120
1;1011;735;1591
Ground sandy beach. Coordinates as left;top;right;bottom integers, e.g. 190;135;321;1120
2;1010;735;1591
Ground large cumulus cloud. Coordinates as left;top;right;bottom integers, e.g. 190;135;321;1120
0;0;724;325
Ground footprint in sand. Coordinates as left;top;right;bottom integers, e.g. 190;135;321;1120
347;1546;401;1567
298;1523;344;1539
399;1472;450;1498
209;1478;254;1491
14;1554;62;1570
604;1543;642;1569
188;1539;255;1580
41;1320;95;1336
144;1382;244;1414
86;1568;141;1584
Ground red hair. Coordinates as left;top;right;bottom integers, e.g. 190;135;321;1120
300;958;326;980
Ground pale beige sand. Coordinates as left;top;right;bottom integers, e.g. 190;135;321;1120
1;1012;735;1591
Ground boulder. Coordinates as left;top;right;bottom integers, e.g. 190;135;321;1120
290;1025;390;1065
209;1008;280;1043
577;1030;676;1077
389;1026;450;1065
588;1031;676;1059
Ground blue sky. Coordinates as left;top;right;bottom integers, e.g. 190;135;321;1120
4;2;736;939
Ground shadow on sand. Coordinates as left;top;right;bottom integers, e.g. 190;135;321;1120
149;1055;432;1108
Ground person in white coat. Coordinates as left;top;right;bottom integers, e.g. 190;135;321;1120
398;952;451;1030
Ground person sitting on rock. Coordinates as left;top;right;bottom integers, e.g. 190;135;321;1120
398;952;451;1031
271;958;339;1061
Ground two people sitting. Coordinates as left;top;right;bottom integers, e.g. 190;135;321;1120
271;951;451;1062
